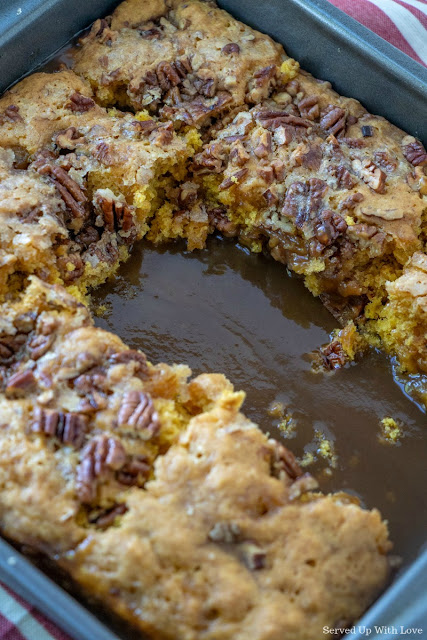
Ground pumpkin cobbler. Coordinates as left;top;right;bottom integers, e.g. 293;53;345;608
0;0;426;637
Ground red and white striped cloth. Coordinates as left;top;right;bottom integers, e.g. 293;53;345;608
328;0;427;66
0;2;426;639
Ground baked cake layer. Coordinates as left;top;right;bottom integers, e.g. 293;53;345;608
0;278;391;640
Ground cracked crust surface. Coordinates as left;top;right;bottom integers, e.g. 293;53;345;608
0;278;391;640
0;71;195;296
73;0;287;126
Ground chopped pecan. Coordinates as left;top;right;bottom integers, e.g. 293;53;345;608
339;192;364;211
0;104;23;123
229;141;250;167
156;60;187;91
298;95;319;120
152;122;174;146
110;350;148;378
73;366;107;395
263;188;279;206
178;181;199;208
84;239;119;265
208;522;241;543
194;77;217;99
193;142;227;173
93;191;135;239
67;92;95;113
164;90;232;127
76;226;100;248
208;208;239;237
282;178;328;230
351;158;386;193
402;136;427;166
374;151;397;172
254;130;272;158
297;145;322;171
341;137;365;148
28;333;55;360
134;119;157;135
89;503;128;528
0;334;27;364
58;254;85;284
117;390;160;439
257;109;310;130
116;455;151;486
139;26;163;39
270;440;303;481
31;407;88;448
221;42;241;55
335;165;356;189
258;166;274;184
313;209;347;247
240;542;266;571
320;340;348;370
219;168;248;190
288;473;319;500
6;369;36;397
14;313;36;334
320;105;346;136
76;435;127;504
55;127;84;151
36;161;87;225
273;126;294;146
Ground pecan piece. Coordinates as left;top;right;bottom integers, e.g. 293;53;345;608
0;334;27;364
31;407;88;448
117;390;160;439
339;192;364;211
222;43;240;55
313;209;347;247
298;95;319;120
55;127;84;151
402;136;427;166
117;455;151;486
270;440;303;480
208;208;239;237
352;158;386;193
76;435;127;504
219;168;248;190
257;109;310;130
57;254;85;284
335;165;356;190
110;350;148;378
36;161;87;226
28;332;55;360
320;339;348;370
66;92;95;113
320;105;346;136
282;178;328;230
6;369;36;397
93;191;135;239
254;130;272;158
0;104;23;123
89;502;128;528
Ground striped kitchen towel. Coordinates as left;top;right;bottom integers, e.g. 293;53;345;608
328;0;427;66
0;1;426;640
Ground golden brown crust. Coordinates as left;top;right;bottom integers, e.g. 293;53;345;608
73;0;286;126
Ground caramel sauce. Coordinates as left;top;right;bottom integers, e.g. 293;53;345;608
91;236;427;563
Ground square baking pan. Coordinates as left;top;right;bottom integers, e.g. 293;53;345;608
0;1;426;639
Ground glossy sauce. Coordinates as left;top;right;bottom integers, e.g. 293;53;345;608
92;236;427;565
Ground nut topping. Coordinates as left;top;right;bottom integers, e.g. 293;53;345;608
110;350;148;378
66;92;95;113
270;440;303;481
55;127;84;151
31;407;88;448
240;542;266;571
6;369;36;397
76;435;127;504
0;334;27;365
219;168;248;190
117;390;160;439
93;191;135;239
298;95;319;121
351;158;386;193
36;161;88;227
221;43;241;55
0;105;23;123
117;455;151;486
88;502;128;528
320;105;346;136
402;136;427;166
28;333;55;360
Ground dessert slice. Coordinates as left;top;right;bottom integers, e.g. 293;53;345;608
0;277;391;640
0;71;197;295
189;72;426;324
375;252;427;375
73;0;292;128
